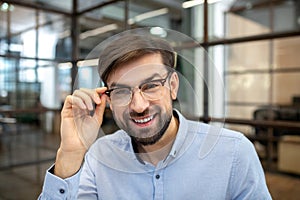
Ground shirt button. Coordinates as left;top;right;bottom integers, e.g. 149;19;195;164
155;174;160;179
59;189;65;194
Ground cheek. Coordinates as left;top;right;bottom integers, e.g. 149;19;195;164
111;106;127;120
111;106;119;114
111;109;123;127
156;92;173;110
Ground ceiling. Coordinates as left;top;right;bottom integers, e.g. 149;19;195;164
1;0;299;58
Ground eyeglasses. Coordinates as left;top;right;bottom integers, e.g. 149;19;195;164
105;71;173;106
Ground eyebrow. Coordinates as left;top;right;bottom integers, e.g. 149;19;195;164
109;72;164;88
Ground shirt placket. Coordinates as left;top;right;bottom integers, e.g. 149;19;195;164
153;168;164;200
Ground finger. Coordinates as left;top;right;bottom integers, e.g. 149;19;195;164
95;87;108;104
70;95;88;110
93;94;107;125
73;89;95;110
78;87;107;106
63;95;87;110
95;87;107;94
62;95;73;110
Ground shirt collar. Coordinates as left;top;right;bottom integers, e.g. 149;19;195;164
168;109;190;158
117;109;200;161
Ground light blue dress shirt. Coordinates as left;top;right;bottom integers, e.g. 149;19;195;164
39;111;272;199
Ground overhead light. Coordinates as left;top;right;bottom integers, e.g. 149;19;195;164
1;2;14;11
58;24;118;40
79;24;118;40
77;59;98;67
128;8;169;25
59;9;168;40
150;27;167;38
59;8;168;40
182;0;222;9
58;62;72;69
1;3;9;11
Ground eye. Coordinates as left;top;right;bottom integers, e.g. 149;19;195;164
141;81;161;91
112;88;131;96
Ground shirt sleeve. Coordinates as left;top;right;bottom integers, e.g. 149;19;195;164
229;135;273;200
38;164;81;200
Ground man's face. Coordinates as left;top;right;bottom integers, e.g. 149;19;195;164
106;53;179;146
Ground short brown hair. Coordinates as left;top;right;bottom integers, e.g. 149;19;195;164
98;34;176;83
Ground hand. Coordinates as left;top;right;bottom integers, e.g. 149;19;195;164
55;87;107;178
60;87;107;151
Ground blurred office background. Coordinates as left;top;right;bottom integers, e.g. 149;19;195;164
0;0;300;199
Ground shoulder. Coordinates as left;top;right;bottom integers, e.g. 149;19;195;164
186;119;254;154
187;119;245;141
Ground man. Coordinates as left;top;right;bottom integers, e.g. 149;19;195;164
39;32;272;199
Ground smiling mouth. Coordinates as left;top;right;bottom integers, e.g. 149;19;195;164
132;115;154;124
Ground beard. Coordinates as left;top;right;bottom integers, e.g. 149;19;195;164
130;111;172;146
112;105;173;146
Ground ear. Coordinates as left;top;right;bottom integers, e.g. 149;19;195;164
169;72;179;100
106;96;113;111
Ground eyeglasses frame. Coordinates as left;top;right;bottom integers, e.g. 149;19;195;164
104;71;173;105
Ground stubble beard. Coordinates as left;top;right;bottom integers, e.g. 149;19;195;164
130;111;172;146
113;106;173;146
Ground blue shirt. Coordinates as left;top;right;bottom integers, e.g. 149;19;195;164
39;111;272;199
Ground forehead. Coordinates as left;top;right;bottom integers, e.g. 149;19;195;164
107;54;167;86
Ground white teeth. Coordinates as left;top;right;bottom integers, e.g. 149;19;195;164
133;116;153;123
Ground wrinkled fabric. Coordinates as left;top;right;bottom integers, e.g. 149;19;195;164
39;111;272;200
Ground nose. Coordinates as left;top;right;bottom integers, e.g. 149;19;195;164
129;89;150;113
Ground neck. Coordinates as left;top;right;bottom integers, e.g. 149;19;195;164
135;114;179;166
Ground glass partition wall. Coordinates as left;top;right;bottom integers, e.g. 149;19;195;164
0;0;300;185
0;0;191;182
